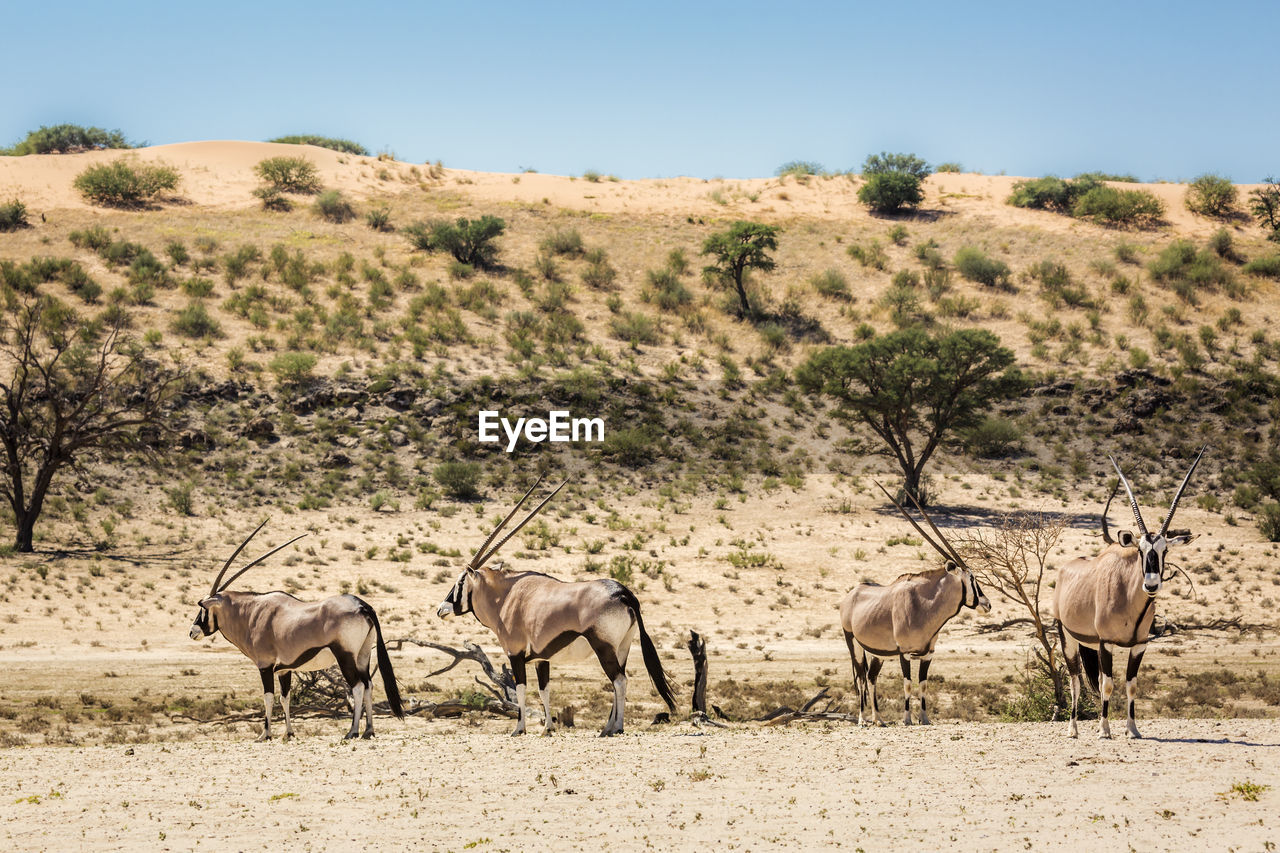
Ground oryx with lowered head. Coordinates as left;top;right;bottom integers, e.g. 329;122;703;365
437;479;677;736
841;483;991;725
1054;447;1205;739
190;520;404;740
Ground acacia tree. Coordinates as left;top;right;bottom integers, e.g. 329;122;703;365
796;327;1023;502
1249;176;1280;240
701;221;779;318
0;294;182;551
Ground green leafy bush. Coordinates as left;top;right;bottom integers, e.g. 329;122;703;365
858;171;924;213
0;199;28;231
313;190;355;223
267;134;369;156
172;302;222;338
862;152;931;180
365;206;392;231
954;247;1012;289
643;268;693;310
1243;254;1280;279
433;462;482;500
1148;240;1236;302
1071;185;1164;226
540;228;584;256
4;124;132;155
73;158;180;207
407;216;506;268
268;351;319;386
809;268;851;300
69;225;112;251
1185;174;1237;218
934;162;963;173
1007;176;1079;211
776;161;825;178
254;187;293;211
1248;178;1280;238
964;416;1022;457
254;156;322;193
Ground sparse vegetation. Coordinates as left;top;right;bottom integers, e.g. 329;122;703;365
267;134;369;155
702;221;779;317
1185;174;1238;218
313;190;356;223
0;199;30;231
954;247;1012;290
254;156;322;194
4;124;133;155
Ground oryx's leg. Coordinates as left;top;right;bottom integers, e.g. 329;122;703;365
278;671;294;741
1124;644;1147;739
587;637;626;737
1059;624;1082;738
1098;643;1114;739
356;627;377;739
900;656;914;726
361;675;376;739
536;661;555;736
333;646;363;739
845;632;869;725
257;667;275;741
917;655;933;726
510;655;528;736
867;657;885;726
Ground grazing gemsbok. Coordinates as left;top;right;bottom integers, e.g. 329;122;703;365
841;483;991;726
189;520;404;740
437;479;677;736
1054;448;1205;739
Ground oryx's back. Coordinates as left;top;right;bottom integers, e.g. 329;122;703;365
497;573;635;655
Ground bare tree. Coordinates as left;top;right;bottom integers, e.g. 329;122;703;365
0;294;182;551
952;510;1067;705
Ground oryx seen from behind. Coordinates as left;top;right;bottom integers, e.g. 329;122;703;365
841;483;991;725
190;520;404;740
1054;448;1205;739
437;479;677;736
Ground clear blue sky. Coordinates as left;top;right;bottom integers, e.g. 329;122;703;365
3;1;1276;181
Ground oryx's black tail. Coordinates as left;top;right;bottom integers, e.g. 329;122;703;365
359;599;404;718
614;585;677;713
1079;645;1101;694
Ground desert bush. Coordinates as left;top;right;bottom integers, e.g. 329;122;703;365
253;187;293;211
776;161;824;178
4;124;132;155
810;268;850;300
935;162;963;173
610;311;661;347
181;277;215;298
1071;185;1164;226
1026;260;1092;307
268;351;318;387
541;228;584;256
255;156;322;193
172;302;222;338
954;247;1012;289
1148;240;1236;302
69;225;112;252
73;158;180;207
1243;254;1280;280
434;461;482;500
862;152;931;179
267;134;369;155
1208;228;1239;261
965;416;1022;457
858;171;924;214
314;190;355;223
1259;503;1280;542
581;257;617;290
365;206;393;231
407;216;505;268
1007;176;1076;211
0;199;29;231
847;240;888;270
644;268;693;310
1185;174;1238;218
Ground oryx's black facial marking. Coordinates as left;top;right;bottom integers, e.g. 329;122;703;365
441;571;474;616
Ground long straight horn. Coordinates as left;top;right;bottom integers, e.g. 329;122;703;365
1158;445;1207;536
1101;482;1119;545
474;481;567;569
899;480;968;568
873;480;956;565
210;518;269;594
468;476;544;569
1109;456;1149;536
216;534;309;593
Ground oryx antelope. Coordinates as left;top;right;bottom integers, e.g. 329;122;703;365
1054;448;1205;739
841;483;991;726
190;520;404;740
437;479;677;736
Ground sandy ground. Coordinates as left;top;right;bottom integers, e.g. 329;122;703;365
1;720;1276;852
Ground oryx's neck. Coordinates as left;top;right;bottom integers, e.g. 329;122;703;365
469;574;515;638
920;572;966;632
210;592;259;658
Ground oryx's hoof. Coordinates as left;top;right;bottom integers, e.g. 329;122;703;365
902;717;912;726
361;731;375;740
510;729;525;737
1098;731;1113;740
1067;723;1079;739
343;731;359;740
255;732;271;742
281;732;294;742
541;729;554;738
919;717;932;726
1125;727;1142;740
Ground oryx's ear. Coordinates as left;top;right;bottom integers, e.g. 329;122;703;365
944;559;958;572
1167;532;1198;546
199;594;222;609
1117;530;1136;548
